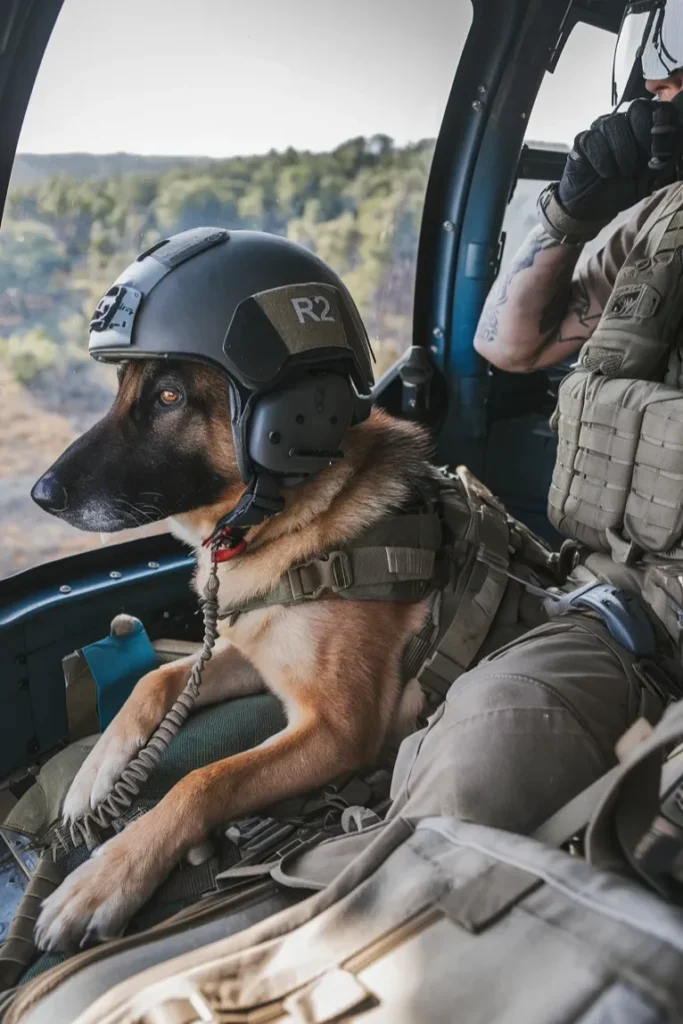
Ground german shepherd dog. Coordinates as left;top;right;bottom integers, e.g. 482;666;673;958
31;360;434;951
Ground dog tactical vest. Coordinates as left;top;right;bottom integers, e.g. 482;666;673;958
549;181;683;647
219;465;558;715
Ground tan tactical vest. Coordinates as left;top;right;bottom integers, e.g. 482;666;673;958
549;182;683;644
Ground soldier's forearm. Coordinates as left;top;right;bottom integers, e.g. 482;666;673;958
473;226;599;373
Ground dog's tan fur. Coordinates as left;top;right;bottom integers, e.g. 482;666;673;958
36;364;435;951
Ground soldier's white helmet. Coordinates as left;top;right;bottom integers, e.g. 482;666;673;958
614;0;683;105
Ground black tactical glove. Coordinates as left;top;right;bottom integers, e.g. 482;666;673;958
538;98;683;244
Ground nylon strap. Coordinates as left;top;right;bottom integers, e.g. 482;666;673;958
401;591;441;683
417;479;510;711
219;512;443;620
0;855;63;991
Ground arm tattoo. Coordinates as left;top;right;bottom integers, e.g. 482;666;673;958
538;259;575;338
539;275;601;346
477;226;561;344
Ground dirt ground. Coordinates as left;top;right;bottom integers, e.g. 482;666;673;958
0;367;165;579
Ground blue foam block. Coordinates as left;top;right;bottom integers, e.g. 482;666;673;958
81;620;158;730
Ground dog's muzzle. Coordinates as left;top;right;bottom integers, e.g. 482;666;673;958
31;472;69;514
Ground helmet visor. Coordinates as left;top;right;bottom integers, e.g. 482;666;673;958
613;1;683;105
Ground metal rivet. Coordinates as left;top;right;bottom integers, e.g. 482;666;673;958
521;111;527;120
59;584;71;594
163;611;170;619
110;571;122;579
472;99;484;112
269;431;281;444
430;345;439;354
477;84;487;94
442;220;454;233
432;327;444;340
148;561;160;569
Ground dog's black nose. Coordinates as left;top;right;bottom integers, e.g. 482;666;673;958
31;472;69;513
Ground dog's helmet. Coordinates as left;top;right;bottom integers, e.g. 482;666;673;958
88;228;374;526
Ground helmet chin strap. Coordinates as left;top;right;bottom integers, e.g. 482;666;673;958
202;473;285;563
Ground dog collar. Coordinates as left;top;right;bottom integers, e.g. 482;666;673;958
202;523;248;563
202;473;285;564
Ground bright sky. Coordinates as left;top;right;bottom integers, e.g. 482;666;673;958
17;0;616;157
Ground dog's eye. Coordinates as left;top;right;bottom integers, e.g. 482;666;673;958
159;388;180;406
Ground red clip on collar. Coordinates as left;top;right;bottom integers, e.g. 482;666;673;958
202;525;248;563
214;538;248;563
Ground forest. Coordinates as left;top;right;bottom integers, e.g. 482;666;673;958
0;134;434;576
0;135;435;389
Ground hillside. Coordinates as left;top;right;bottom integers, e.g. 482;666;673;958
10;153;215;187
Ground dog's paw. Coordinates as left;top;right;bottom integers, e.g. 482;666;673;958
62;729;147;824
35;832;159;952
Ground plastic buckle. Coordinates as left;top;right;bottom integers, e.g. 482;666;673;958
288;551;353;600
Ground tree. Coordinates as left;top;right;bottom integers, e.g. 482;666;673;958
0;220;68;292
0;135;436;372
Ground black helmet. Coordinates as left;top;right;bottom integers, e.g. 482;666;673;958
88;227;374;529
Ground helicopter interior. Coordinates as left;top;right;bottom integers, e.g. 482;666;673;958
0;0;633;931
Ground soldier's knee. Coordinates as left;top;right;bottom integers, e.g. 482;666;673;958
399;667;627;834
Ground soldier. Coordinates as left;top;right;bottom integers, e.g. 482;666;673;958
455;0;683;833
475;0;683;375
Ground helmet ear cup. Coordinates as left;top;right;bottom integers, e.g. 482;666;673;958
247;372;354;479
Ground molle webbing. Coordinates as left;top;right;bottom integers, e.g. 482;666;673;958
579;184;683;382
549;184;683;593
549;370;683;555
416;473;512;711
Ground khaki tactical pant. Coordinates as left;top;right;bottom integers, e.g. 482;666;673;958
280;614;664;889
389;615;661;834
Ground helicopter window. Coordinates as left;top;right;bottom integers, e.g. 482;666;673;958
0;0;469;580
499;21;635;284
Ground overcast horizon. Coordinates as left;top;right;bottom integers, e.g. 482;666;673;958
14;0;617;160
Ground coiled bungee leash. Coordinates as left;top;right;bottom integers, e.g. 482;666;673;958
0;524;248;988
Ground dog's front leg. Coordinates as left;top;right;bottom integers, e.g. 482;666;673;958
36;714;360;951
62;638;264;824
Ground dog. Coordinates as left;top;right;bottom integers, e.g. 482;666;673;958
31;359;435;951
